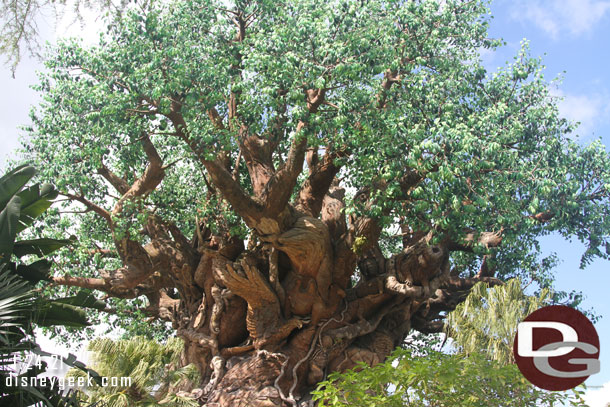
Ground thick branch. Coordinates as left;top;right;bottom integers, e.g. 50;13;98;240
443;275;503;291
97;164;130;195
51;275;108;290
112;133;165;216
207;107;226;130
445;229;504;252
201;157;264;227
385;272;447;298
85;248;117;258
262;124;308;215
377;69;402;109
145;289;180;322
321;180;348;242
167;105;264;229
249;89;330;217
382;238;450;297
51;271;146;299
296;149;345;217
240;131;278;196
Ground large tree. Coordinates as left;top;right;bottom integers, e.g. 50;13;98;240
24;0;610;405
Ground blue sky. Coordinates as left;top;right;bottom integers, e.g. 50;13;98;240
485;1;610;404
1;0;609;404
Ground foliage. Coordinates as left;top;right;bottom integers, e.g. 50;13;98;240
445;278;551;364
0;164;102;406
312;347;588;407
68;336;200;407
23;1;610;336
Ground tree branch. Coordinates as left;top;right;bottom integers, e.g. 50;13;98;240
240;130;278;196
262;122;308;216
445;229;504;252
62;192;112;224
51;271;146;299
296;148;346;217
51;275;108;290
201;157;264;227
97;163;130;195
167;105;265;229
112;133;165;216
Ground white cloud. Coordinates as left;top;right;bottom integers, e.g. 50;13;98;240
584;381;610;407
511;0;610;38
551;88;610;138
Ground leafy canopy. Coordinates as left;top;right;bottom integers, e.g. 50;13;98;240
23;0;610;335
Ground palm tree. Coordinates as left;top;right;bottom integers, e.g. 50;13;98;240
445;278;551;364
0;258;86;407
0;164;101;406
68;336;200;407
0;265;43;405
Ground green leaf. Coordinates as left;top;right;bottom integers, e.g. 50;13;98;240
12;236;76;258
0;164;37;210
15;183;58;232
0;195;21;261
35;301;90;328
14;260;52;283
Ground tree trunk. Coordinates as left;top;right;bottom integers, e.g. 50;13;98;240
157;203;485;407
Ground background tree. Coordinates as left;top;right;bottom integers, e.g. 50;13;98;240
23;0;610;405
0;0;130;74
0;164;103;406
445;278;551;365
68;336;200;407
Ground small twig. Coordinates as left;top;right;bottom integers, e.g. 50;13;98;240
272;352;296;407
232;150;242;181
288;300;349;403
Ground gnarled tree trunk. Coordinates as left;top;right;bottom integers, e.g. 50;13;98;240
32;0;610;404
172;199;497;406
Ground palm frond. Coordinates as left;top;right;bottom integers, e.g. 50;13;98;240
445;278;551;365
